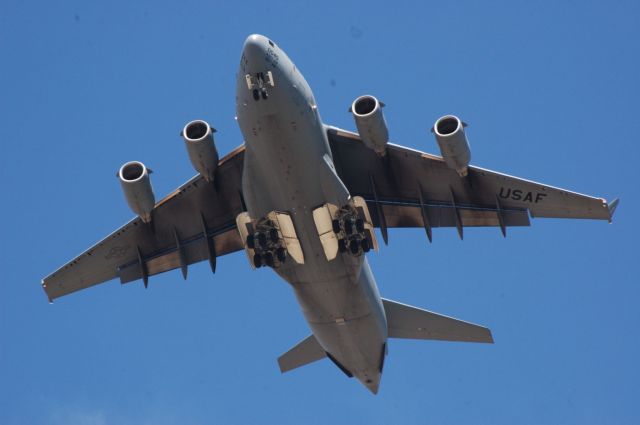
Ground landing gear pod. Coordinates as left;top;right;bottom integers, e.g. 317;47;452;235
182;120;219;183
236;211;305;269
433;115;471;177
351;95;389;156
118;161;155;223
312;196;377;261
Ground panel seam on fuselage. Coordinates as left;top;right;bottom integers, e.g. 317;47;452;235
306;312;373;326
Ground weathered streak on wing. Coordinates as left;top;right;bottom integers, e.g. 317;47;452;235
378;202;530;228
42;145;246;301
327;126;613;229
116;225;241;284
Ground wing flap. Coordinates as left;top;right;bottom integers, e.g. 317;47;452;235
117;226;243;283
371;202;530;228
117;225;242;284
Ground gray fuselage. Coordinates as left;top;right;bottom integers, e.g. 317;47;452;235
235;34;387;393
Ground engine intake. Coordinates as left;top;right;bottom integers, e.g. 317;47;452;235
433;115;471;177
182;119;219;182
351;95;389;156
118;161;155;223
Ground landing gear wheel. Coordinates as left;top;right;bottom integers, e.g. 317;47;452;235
355;218;365;233
332;219;341;234
253;253;263;268
350;239;360;255
361;238;371;253
344;220;354;235
258;232;268;248
338;239;347;253
264;252;275;268
276;247;287;262
269;228;279;243
261;89;268;100
252;89;260;101
247;234;255;249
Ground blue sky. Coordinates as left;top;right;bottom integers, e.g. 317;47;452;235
1;1;639;424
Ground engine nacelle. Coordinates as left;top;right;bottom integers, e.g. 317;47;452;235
433;115;471;177
351;95;389;156
181;119;219;182
118;161;155;223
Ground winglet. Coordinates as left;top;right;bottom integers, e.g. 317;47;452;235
607;198;620;223
42;279;53;304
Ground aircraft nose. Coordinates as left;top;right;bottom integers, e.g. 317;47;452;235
242;34;270;62
360;371;382;395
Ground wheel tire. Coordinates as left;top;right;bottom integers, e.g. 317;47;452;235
269;228;279;243
361;238;371;253
350;239;360;255
258;232;268;248
252;89;260;101
332;219;341;234
264;252;275;267
355;218;365;233
338;239;347;253
276;247;287;262
344;220;354;235
247;234;255;249
253;253;263;268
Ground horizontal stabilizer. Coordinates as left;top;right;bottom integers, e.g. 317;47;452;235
382;298;493;343
278;334;326;373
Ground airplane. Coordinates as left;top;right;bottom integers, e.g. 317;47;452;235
42;34;618;394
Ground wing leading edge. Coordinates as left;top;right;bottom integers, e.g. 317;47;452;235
42;145;247;301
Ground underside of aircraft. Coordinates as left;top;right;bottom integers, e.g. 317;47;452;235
42;34;617;394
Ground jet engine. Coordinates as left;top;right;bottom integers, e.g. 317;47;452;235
351;95;389;156
181;119;219;183
433;115;471;177
118;161;155;223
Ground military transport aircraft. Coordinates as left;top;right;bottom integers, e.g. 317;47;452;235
42;34;618;394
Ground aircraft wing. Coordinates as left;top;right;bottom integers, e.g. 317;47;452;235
42;145;246;302
327;126;617;242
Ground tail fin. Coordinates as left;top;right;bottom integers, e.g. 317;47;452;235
382;298;493;343
277;334;326;373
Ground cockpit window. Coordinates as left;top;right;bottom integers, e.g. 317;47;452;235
268;39;274;47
